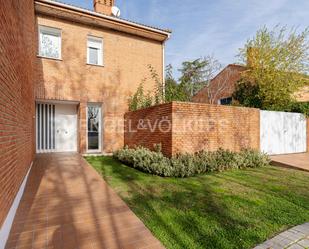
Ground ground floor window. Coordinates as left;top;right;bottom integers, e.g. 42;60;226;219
87;104;102;152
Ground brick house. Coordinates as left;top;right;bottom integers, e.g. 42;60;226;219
192;64;246;105
192;64;309;105
35;0;171;154
0;0;170;239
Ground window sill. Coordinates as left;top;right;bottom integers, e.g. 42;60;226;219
86;63;104;67
37;55;62;61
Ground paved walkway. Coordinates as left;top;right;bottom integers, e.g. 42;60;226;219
5;153;164;249
253;223;309;249
271;153;309;172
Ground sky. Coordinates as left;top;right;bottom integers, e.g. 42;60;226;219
58;0;308;78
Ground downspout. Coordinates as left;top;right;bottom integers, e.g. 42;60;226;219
162;41;166;99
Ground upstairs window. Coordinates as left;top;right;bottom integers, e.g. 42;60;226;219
87;36;103;66
38;25;61;59
218;97;233;105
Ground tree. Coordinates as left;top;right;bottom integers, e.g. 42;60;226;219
128;56;223;110
237;25;309;110
164;64;188;102
233;81;262;108
178;56;221;99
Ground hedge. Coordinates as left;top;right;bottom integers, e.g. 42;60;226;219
113;146;270;177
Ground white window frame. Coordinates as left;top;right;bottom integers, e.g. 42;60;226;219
87;36;103;66
38;25;62;60
86;103;102;153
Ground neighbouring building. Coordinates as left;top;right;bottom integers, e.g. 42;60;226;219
192;64;246;105
0;0;170;241
193;64;309;105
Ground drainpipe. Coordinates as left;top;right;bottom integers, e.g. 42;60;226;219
162;41;166;99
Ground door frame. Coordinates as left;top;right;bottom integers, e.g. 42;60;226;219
86;103;103;153
54;104;78;153
35;100;79;153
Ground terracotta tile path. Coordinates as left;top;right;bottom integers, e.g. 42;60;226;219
271;153;309;172
5;153;164;249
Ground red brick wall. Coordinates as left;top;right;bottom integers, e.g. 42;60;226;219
124;102;260;157
124;103;173;156
0;0;36;227
172;102;260;155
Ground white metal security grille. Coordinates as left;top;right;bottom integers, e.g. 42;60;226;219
260;110;307;155
36;103;56;153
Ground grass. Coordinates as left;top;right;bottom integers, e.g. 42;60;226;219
85;156;309;249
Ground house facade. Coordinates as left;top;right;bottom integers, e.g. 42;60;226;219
0;0;170;237
35;0;171;154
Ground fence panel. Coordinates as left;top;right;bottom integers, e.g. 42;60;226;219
260;110;307;155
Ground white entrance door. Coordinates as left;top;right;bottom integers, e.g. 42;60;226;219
55;104;77;152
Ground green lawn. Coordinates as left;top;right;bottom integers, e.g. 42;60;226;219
86;156;309;249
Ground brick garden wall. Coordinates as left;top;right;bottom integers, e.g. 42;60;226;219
124;103;173;156
124;102;260;157
0;0;36;227
171;102;260;155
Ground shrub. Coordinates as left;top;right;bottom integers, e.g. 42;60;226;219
286;102;309;117
113;146;270;178
114;146;171;176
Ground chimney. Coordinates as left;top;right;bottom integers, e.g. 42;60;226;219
94;0;115;15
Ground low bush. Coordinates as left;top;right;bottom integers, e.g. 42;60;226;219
113;146;270;177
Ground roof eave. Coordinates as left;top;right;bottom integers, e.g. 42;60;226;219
35;0;171;42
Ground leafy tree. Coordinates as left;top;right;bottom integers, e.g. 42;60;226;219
178;56;221;99
287;101;309;117
128;56;223;110
233;80;262;108
164;64;188;102
237;25;309;110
